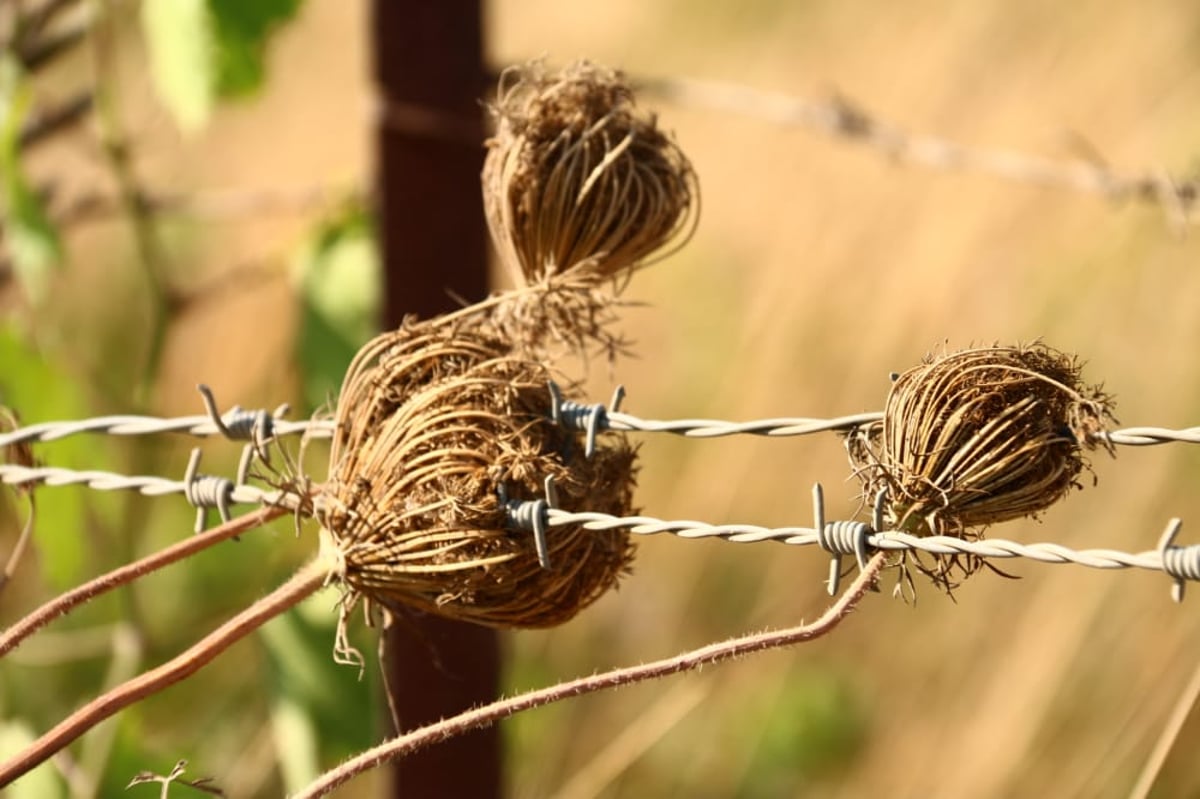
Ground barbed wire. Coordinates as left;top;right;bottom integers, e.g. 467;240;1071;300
0;453;299;534
637;75;1200;228
504;481;1200;603
4;457;1191;590
3;383;1198;600
5;383;1200;454
3;449;1196;600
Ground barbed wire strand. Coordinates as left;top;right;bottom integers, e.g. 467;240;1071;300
0;384;332;450
638;75;1199;228
0;461;294;513
503;478;1197;602
4;393;1199;450
5;459;1192;596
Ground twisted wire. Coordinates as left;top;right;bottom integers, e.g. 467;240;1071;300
0;463;298;510
540;508;1170;570
497;483;1198;602
543;383;1200;446
0;414;334;449
3;393;1199;451
2;456;1194;598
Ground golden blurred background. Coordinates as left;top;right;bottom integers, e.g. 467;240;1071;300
6;1;1200;796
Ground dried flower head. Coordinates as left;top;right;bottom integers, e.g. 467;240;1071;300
483;60;698;286
319;318;637;629
846;342;1115;591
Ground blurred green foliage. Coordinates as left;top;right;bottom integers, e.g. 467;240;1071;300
142;0;305;130
260;592;380;793
209;0;306;97
741;664;868;792
292;202;381;414
0;58;62;304
0;322;99;589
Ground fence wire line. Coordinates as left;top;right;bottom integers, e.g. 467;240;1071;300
3;460;1197;599
3;399;1199;450
0;463;293;509
639;75;1199;227
0;412;333;448
539;509;1165;570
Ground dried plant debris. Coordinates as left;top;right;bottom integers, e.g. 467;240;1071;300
846;342;1115;592
483;60;698;286
482;270;637;365
318;317;637;630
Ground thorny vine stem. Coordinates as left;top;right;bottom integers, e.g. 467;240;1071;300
0;505;288;658
294;552;886;799
0;556;328;788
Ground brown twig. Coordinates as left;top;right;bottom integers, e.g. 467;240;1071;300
52;185;354;227
0;555;327;788
0;505;287;658
17;91;93;151
295;552;885;799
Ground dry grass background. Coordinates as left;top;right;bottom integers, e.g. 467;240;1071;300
21;0;1200;796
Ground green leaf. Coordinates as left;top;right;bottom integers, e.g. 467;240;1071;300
0;57;63;304
0;323;95;588
140;0;216;131
208;0;305;97
0;721;68;799
291;204;380;413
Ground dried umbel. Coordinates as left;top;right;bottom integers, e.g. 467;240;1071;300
318;318;637;629
847;343;1115;590
483;60;698;286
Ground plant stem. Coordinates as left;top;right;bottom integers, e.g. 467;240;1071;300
0;505;288;658
0;556;328;788
295;552;885;799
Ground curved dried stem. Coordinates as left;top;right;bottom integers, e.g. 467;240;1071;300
295;552;885;799
0;556;328;788
0;505;288;658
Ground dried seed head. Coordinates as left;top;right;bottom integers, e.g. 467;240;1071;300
319;318;637;629
847;342;1115;590
483;60;698;286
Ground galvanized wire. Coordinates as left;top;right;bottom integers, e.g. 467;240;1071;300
0;407;333;451
2;456;1195;599
3;384;1198;450
547;384;1200;448
0;459;302;534
504;480;1199;602
536;508;1164;570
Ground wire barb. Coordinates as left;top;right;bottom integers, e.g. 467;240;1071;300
182;449;237;535
501;476;560;570
196;384;290;465
547;381;620;457
1158;518;1200;602
815;484;880;595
